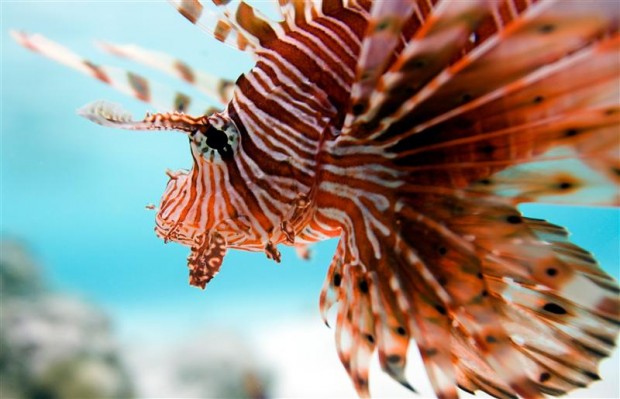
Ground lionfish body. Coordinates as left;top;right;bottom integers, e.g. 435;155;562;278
13;0;620;397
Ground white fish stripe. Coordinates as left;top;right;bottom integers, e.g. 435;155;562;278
277;35;350;91
250;68;319;125
307;19;359;60
241;71;324;152
254;55;337;121
288;25;355;81
233;91;317;175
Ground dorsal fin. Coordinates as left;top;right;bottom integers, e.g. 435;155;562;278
277;0;370;29
342;0;619;141
391;33;620;207
278;0;314;28
344;0;480;130
170;0;285;52
344;0;418;128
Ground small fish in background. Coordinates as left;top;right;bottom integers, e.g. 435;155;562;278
12;0;620;398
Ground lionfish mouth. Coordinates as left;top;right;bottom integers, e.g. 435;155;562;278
154;217;196;246
153;169;198;246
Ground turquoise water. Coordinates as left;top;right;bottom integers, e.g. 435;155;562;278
2;2;619;396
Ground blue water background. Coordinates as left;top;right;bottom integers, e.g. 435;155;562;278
2;0;619;359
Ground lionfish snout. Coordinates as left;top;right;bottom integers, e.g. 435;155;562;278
154;167;230;288
154;169;197;245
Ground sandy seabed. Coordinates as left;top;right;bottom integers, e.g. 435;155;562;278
120;310;620;399
253;318;620;399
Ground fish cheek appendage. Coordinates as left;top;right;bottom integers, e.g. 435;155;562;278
12;1;620;398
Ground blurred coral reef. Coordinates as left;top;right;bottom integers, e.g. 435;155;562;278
0;240;134;398
0;239;272;398
123;330;271;398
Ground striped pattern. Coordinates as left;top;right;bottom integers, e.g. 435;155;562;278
9;31;211;114
96;41;236;105
13;1;620;398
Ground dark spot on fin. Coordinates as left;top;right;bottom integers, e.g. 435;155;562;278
538;23;556;33
352;102;367;115
333;273;342;287
399;380;418;393
387;354;401;363
358;279;369;293
546;268;558;277
539;372;551;383
506;215;522;224
557;181;574;190
434;305;447;315
457;384;476;395
564;128;579;137
174;93;191;112
543;303;567;315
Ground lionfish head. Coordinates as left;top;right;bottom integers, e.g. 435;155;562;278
153;111;247;244
75;98;302;287
150;110;267;288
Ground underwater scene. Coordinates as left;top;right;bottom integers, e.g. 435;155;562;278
2;1;619;398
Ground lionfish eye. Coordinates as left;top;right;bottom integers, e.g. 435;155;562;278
205;125;228;150
196;122;236;161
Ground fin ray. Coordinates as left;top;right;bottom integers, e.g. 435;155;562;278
11;31;209;114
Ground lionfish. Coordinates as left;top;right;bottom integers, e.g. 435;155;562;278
12;0;620;397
